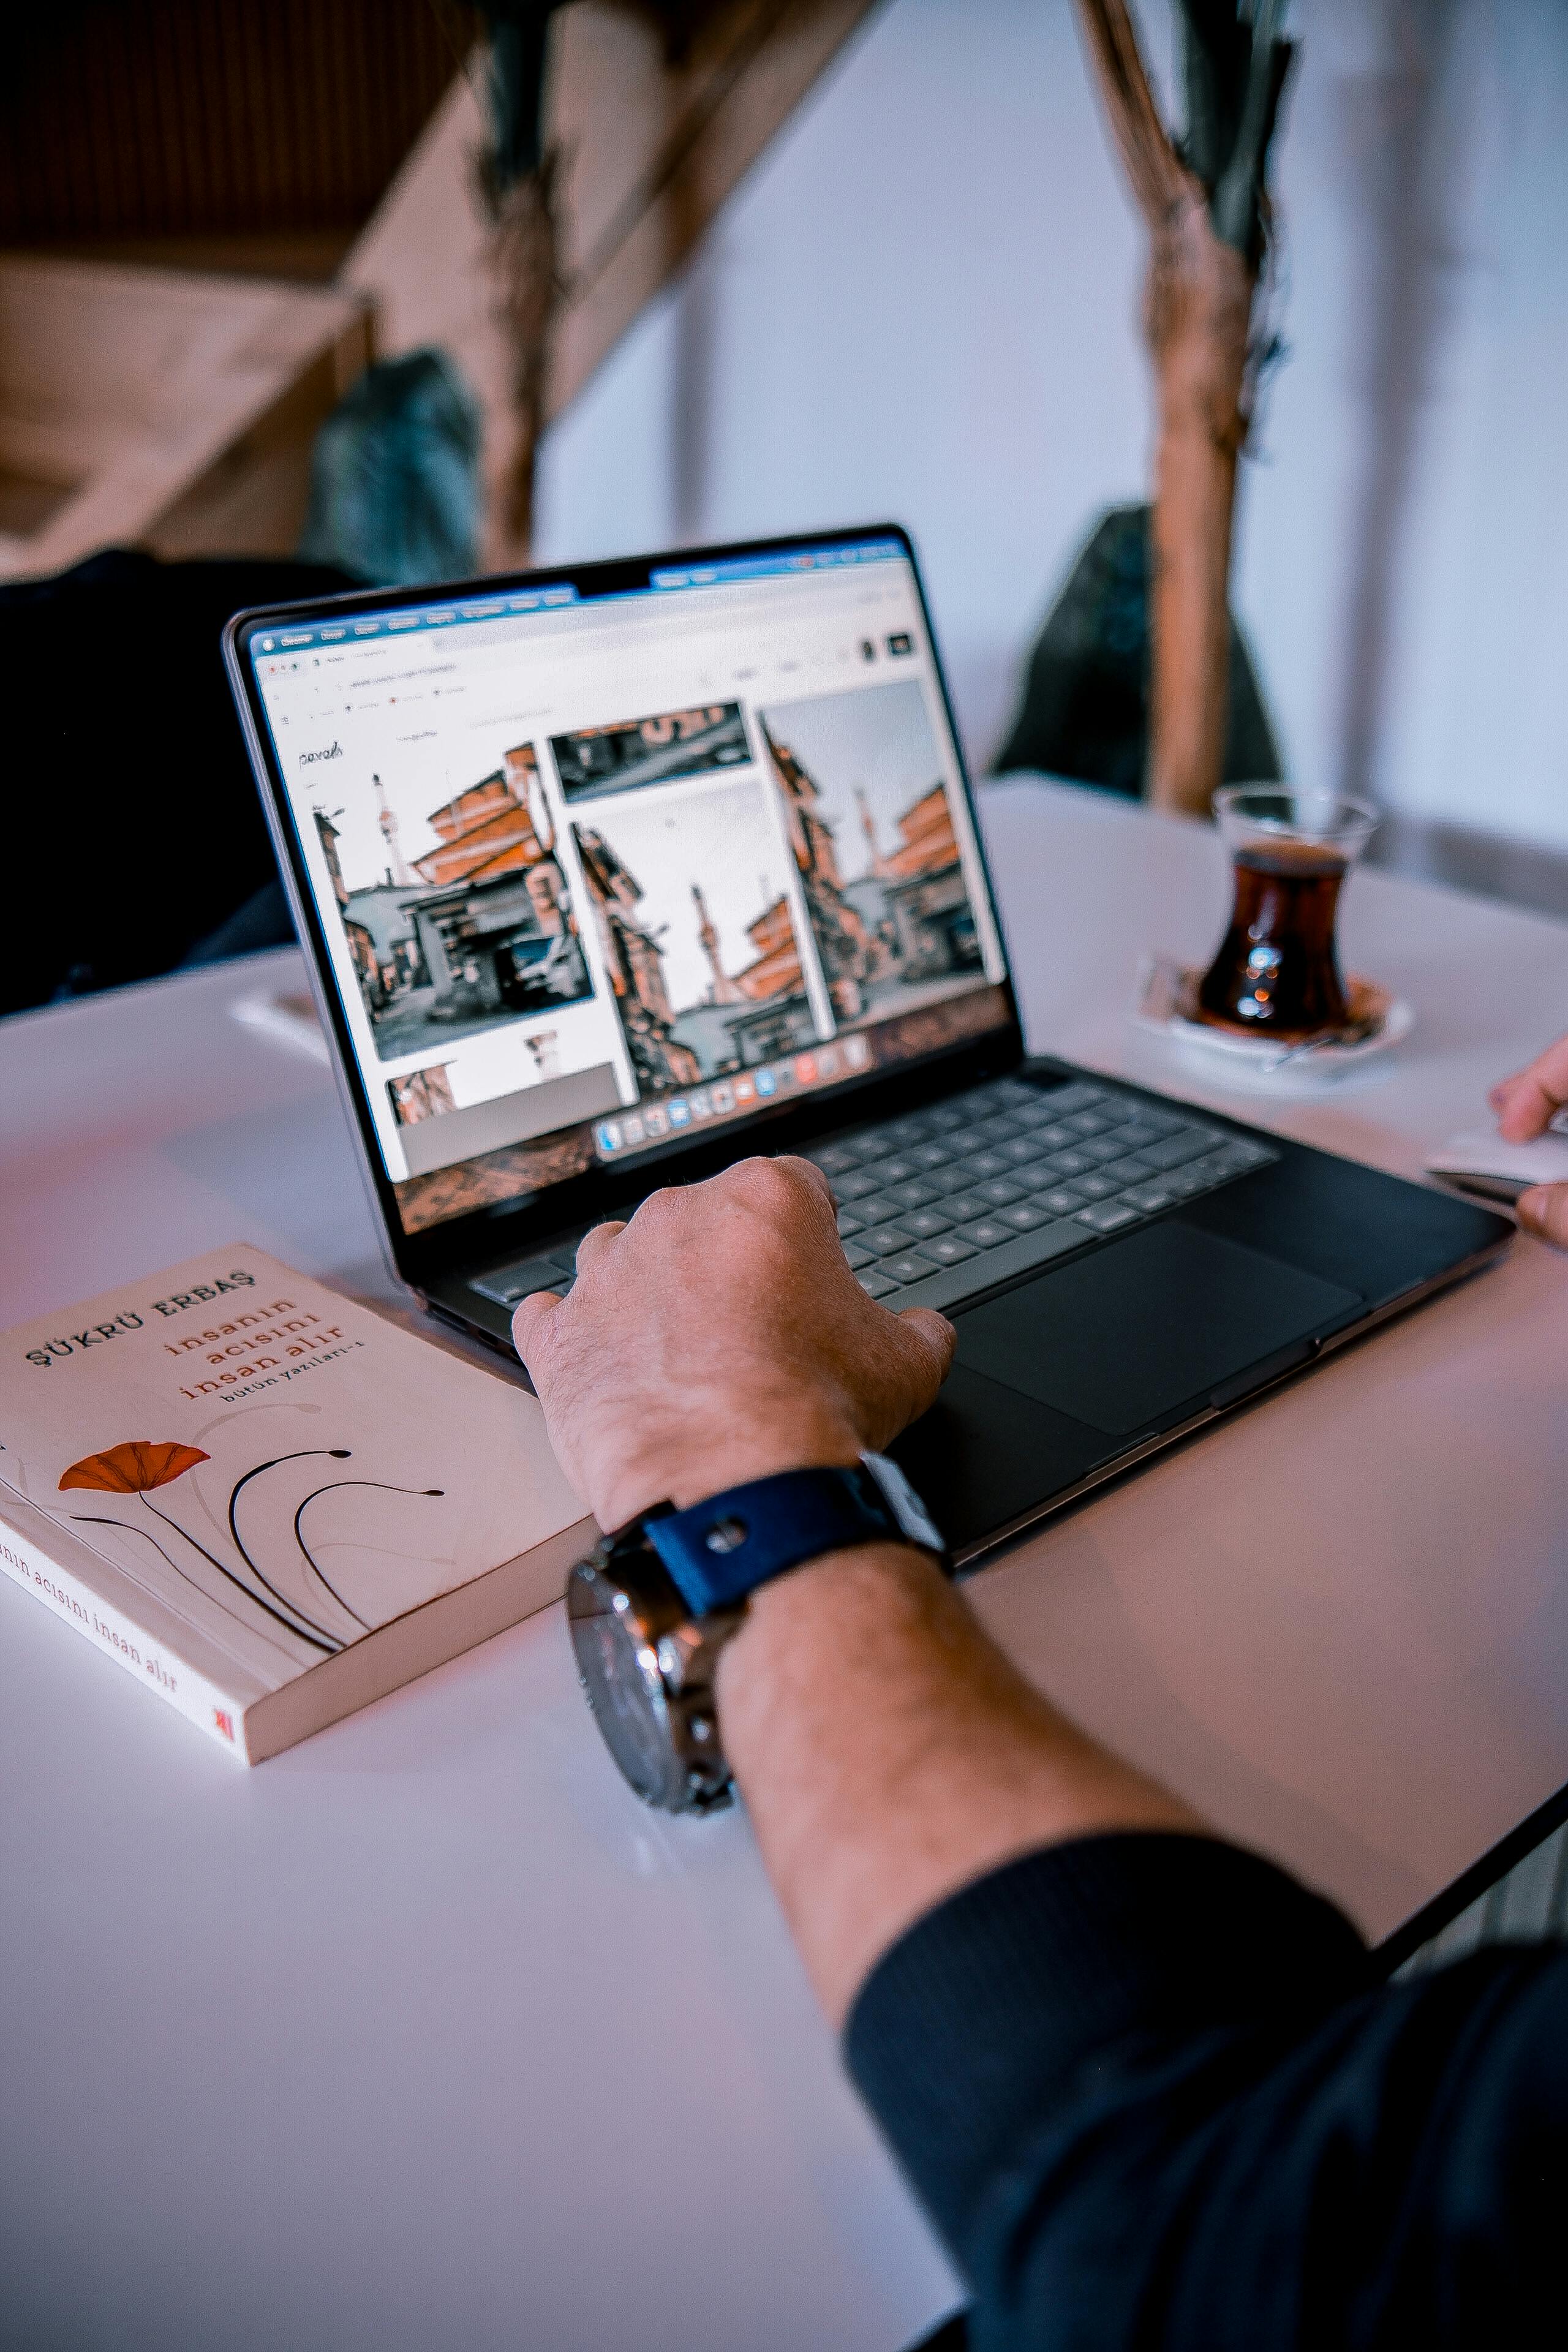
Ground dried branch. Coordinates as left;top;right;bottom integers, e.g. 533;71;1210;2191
1069;0;1296;815
1177;0;1250;193
1073;0;1189;228
475;2;566;558
1211;0;1292;259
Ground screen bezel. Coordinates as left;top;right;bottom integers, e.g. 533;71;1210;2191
224;521;1024;1294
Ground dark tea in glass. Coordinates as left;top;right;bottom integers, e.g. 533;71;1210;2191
1197;789;1378;1042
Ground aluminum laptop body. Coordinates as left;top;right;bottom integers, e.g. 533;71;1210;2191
225;525;1511;1565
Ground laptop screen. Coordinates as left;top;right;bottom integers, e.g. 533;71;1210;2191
248;533;1012;1240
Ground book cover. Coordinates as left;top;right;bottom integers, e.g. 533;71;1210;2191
0;1246;591;1762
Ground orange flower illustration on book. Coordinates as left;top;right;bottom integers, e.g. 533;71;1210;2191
58;1438;443;1660
60;1439;209;1493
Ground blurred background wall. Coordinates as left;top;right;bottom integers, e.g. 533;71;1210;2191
536;0;1568;908
4;0;1564;1010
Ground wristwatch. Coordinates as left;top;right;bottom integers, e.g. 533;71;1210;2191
566;1453;946;1813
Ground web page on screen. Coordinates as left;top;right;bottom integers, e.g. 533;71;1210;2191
252;543;1011;1237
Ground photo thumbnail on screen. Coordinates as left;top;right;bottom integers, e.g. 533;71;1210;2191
759;677;984;1030
573;775;819;1099
311;743;593;1062
387;1064;456;1125
385;1028;560;1131
552;704;750;804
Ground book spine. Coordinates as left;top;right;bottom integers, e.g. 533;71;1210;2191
0;1508;253;1763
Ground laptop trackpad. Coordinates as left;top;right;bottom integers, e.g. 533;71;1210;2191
952;1223;1361;1438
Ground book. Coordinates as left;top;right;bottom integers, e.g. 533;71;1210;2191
0;1245;592;1762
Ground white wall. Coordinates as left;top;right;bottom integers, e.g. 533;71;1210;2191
535;0;1568;883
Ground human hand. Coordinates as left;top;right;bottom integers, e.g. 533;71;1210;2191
1489;1033;1568;1142
511;1156;956;1531
1488;1033;1568;1249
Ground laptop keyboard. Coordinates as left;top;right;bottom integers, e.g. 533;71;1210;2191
801;1077;1276;1313
470;1077;1276;1318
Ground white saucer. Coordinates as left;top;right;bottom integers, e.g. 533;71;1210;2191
1131;955;1414;1093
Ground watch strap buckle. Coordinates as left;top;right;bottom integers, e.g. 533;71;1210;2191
641;1453;946;1618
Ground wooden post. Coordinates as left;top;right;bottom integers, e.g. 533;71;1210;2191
345;0;883;572
488;154;562;556
1072;0;1292;815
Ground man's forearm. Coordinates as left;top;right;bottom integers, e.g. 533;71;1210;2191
515;1156;1568;2349
717;1541;1200;2027
512;1154;1200;2026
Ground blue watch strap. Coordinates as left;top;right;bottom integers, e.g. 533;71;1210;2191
643;1454;945;1618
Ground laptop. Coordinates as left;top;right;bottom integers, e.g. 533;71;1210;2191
224;524;1512;1564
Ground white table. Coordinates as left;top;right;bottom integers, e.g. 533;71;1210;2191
4;777;1568;2352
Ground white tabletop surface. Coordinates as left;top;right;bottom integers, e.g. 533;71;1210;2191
4;777;1568;2352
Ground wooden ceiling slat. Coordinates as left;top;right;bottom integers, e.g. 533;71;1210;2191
1;1;478;245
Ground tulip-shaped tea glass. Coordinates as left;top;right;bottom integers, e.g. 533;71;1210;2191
1196;786;1379;1041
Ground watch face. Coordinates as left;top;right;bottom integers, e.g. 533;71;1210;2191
568;1562;677;1806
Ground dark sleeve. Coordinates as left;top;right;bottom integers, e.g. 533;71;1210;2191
844;1833;1568;2351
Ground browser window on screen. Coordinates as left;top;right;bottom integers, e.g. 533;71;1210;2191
251;540;1010;1238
